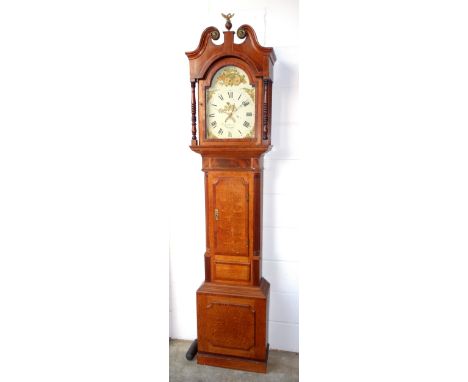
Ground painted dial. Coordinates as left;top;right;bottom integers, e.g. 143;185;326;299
206;65;256;139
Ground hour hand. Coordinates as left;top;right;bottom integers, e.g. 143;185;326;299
225;113;236;123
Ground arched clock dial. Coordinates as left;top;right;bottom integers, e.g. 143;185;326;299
206;65;256;139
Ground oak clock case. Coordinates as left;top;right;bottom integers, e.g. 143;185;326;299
186;19;275;374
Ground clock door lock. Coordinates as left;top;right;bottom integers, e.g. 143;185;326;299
214;208;219;220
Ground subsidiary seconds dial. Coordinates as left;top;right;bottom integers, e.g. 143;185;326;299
206;66;256;139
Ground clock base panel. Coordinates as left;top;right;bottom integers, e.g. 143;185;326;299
196;278;270;373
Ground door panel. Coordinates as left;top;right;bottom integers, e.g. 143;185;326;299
212;175;249;256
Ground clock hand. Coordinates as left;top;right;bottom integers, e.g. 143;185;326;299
225;112;236;123
218;102;235;115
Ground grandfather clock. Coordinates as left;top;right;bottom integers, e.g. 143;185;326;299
185;14;276;373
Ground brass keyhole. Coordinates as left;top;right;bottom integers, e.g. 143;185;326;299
214;208;219;220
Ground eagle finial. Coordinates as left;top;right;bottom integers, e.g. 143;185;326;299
221;13;234;31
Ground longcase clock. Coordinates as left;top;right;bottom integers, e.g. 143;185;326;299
185;14;276;373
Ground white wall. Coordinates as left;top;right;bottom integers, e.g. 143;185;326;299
1;2;171;381
169;0;300;352
302;1;468;381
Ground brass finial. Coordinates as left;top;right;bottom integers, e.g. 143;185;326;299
221;13;234;31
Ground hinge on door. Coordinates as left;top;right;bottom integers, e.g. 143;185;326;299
214;208;219;220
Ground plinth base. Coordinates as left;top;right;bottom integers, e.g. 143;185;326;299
197;344;269;373
196;278;270;373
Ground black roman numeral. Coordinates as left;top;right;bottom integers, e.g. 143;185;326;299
246;112;252;117
243;121;250;127
208;113;215;118
211;121;217;127
242;100;250;107
228;91;233;98
218;94;224;100
218;128;223;135
238;94;242;100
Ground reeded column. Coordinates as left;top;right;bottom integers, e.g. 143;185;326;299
191;80;198;145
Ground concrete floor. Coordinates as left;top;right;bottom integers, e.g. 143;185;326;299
169;339;299;382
